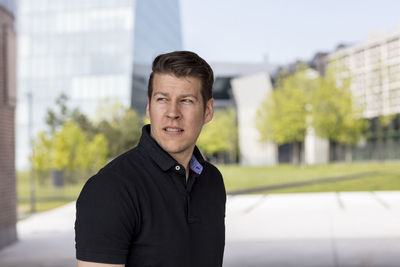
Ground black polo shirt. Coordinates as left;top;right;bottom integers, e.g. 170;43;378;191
75;125;226;266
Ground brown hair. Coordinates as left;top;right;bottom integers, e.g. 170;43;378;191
148;51;214;109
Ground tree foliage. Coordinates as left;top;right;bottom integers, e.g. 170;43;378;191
256;68;314;144
256;67;315;164
33;120;109;184
197;108;238;161
311;69;367;145
45;94;97;138
32;131;52;184
256;66;368;164
95;100;142;158
32;95;144;184
45;94;70;133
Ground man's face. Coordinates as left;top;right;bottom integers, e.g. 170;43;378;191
146;73;213;160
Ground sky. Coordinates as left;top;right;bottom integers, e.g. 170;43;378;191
180;0;400;65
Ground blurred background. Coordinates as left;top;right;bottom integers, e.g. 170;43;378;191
1;0;400;266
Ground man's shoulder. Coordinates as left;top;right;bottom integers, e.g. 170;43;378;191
100;145;145;176
83;146;146;187
202;161;225;189
78;146;145;202
203;161;222;177
201;161;226;202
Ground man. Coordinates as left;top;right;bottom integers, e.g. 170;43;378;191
75;51;226;267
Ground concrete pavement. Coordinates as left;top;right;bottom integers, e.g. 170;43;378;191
0;202;76;267
0;191;399;267
224;192;400;267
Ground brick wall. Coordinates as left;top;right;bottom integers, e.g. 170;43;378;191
0;5;17;250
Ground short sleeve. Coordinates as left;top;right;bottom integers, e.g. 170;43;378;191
75;171;139;264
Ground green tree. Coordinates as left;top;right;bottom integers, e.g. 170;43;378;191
52;121;90;183
33;95;114;185
46;93;97;139
256;67;315;164
32;120;109;184
197;108;238;163
70;109;98;139
45;94;69;133
95;101;142;158
32;131;52;185
86;134;109;173
312;69;367;161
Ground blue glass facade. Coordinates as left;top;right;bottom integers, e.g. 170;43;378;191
131;0;182;113
133;0;182;64
16;0;182;169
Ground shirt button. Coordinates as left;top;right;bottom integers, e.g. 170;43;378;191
175;165;181;171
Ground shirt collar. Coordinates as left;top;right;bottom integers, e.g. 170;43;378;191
139;125;205;174
189;154;203;175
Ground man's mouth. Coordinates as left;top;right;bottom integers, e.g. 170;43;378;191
164;127;184;132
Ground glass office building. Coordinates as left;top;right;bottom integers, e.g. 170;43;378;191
16;0;182;169
131;0;182;112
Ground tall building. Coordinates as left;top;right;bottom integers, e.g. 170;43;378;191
131;0;182;113
328;28;400;119
210;60;277;165
0;0;17;249
231;73;277;166
328;27;400;160
16;0;182;169
211;60;273;109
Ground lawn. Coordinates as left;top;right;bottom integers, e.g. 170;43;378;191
17;161;400;216
17;172;86;217
219;161;400;194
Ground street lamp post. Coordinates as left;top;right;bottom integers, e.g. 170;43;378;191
27;92;36;213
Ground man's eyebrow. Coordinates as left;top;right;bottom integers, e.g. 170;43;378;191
153;92;169;97
180;94;199;100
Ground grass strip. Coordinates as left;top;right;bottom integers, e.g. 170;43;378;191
227;171;381;195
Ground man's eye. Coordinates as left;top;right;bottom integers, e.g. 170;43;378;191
157;98;167;102
181;99;193;103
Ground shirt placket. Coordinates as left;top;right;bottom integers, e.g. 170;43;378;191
170;164;200;224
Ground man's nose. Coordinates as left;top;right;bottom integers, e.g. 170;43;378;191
166;102;181;119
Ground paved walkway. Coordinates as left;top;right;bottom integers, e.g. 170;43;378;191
0;202;76;267
224;192;400;267
0;192;399;267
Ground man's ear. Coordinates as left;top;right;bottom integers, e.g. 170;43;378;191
204;98;214;125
